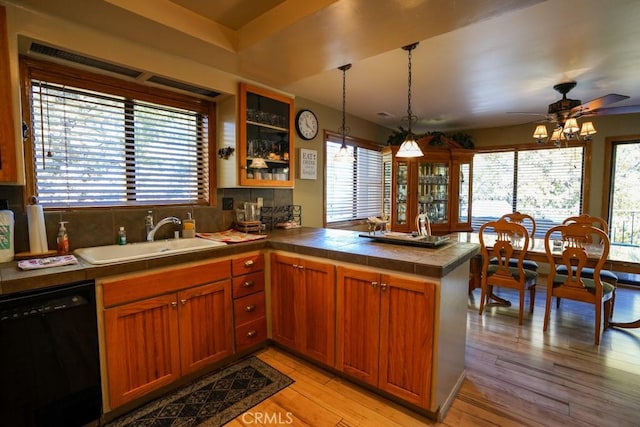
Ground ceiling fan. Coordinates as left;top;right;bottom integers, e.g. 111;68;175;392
511;81;640;126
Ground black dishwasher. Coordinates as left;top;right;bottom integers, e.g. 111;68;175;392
0;280;102;427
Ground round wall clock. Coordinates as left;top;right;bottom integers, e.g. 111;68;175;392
295;109;319;140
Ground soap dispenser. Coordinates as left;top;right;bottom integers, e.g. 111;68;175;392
57;221;69;255
183;212;196;238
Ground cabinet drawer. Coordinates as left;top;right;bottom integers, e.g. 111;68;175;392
235;317;267;352
234;292;265;326
232;271;264;298
232;254;264;276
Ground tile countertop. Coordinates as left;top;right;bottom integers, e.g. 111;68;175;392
0;227;479;296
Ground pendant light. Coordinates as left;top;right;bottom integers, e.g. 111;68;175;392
334;63;354;161
396;42;424;158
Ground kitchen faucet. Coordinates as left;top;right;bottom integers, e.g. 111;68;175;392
146;216;181;241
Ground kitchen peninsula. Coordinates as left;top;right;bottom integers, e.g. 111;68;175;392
0;227;478;421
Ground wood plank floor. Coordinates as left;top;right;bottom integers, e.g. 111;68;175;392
230;284;640;426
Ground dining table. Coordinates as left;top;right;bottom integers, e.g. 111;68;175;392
456;232;640;329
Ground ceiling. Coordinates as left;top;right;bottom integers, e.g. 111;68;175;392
9;0;640;133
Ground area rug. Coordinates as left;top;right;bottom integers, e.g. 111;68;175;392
107;356;293;427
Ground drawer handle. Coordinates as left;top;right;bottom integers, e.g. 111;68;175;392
245;304;256;312
380;283;388;291
244;260;254;268
180;298;187;305
247;330;257;338
171;301;178;308
243;280;254;288
371;281;378;288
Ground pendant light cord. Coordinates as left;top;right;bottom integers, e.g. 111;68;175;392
402;42;419;135
338;64;352;145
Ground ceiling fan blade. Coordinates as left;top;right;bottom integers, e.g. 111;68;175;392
584;104;640;116
570;93;630;116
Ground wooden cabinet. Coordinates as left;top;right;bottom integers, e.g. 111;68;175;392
336;265;435;408
232;253;267;352
100;259;232;409
270;252;336;366
238;83;294;187
0;5;17;182
383;138;473;235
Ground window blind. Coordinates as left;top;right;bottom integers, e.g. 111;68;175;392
326;140;382;223
30;79;209;207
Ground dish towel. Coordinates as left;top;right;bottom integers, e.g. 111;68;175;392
18;255;79;270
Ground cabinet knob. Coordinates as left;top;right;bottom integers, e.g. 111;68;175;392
297;265;304;270
171;301;178;308
371;281;378;288
380;283;388;291
243;280;254;288
292;264;298;268
245;304;256;312
180;298;187;305
244;260;254;268
247;330;257;338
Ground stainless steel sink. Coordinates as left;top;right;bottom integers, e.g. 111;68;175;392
74;238;227;265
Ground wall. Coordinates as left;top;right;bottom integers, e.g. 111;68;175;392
291;98;390;227
466;113;640;218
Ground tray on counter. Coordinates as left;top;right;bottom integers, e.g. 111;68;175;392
358;232;450;248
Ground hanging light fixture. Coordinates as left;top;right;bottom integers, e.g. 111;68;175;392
532;119;597;144
334;63;354;161
396;42;423;158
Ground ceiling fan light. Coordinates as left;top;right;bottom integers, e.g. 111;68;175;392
533;124;548;140
550;127;565;142
396;135;424;158
580;121;597;137
563;118;579;134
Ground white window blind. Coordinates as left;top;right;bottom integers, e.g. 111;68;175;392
29;79;209;208
472;146;584;236
326;140;382;223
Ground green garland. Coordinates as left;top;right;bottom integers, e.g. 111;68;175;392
386;127;474;149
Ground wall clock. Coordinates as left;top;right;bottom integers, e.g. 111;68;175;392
295;109;319;140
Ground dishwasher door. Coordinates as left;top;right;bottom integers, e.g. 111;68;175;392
0;280;102;427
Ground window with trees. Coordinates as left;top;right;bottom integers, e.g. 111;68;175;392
472;144;587;236
21;58;214;208
605;138;640;246
325;133;382;224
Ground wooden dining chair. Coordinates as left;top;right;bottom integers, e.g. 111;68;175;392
478;218;538;325
543;223;615;345
495;211;539;272
559;214;618;317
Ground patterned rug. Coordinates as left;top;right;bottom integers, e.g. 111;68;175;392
107;356;293;427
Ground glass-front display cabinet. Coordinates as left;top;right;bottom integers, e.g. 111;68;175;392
382;138;474;235
238;83;294;187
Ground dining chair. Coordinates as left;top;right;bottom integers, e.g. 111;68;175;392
493;211;539;272
543;223;614;345
478;218;538;325
558;214;618;317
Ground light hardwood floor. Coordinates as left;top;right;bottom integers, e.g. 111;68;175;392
230;284;640;426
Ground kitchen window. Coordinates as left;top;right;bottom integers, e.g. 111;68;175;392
325;133;383;225
20;57;214;208
472;143;588;237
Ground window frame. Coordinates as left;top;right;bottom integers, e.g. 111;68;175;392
19;56;217;209
323;130;383;227
472;140;591;236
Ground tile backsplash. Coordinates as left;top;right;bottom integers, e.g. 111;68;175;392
0;185;292;253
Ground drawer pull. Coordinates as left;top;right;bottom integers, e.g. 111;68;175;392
180;298;187;305
171;301;178;308
247;330;257;338
244;260;254;268
243;280;254;288
245;304;256;312
380;283;388;291
371;281;378;288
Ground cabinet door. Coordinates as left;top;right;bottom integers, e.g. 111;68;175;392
336;266;381;386
270;253;299;349
378;274;435;407
0;6;17;182
418;160;450;230
239;83;294;187
178;280;233;375
392;159;411;232
105;293;180;408
300;259;335;366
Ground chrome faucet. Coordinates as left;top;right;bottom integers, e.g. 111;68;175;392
147;216;181;241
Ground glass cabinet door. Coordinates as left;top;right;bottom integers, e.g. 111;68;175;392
458;162;470;225
394;162;409;226
417;161;449;225
239;83;294;187
382;151;392;221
